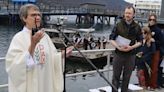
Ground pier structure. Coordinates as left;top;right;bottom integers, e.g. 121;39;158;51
75;3;116;26
0;0;130;26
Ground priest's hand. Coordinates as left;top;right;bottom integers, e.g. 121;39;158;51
66;46;74;57
32;29;45;44
62;46;74;58
29;29;44;56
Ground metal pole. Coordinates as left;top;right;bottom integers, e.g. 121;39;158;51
107;54;110;80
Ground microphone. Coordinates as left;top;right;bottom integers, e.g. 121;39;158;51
32;18;39;35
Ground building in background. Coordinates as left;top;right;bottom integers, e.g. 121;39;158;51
134;0;161;18
160;0;164;18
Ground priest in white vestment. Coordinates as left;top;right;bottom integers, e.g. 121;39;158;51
5;4;73;92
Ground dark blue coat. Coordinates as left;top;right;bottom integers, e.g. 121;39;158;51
149;25;163;51
136;41;156;69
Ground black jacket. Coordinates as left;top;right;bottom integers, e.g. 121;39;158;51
110;19;143;55
149;25;163;51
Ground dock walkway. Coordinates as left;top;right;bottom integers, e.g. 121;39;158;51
66;67;164;92
0;63;164;92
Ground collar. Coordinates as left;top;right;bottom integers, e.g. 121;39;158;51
122;19;136;27
149;24;157;28
125;20;132;25
22;26;31;33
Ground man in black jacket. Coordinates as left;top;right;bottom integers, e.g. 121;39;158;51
109;6;142;92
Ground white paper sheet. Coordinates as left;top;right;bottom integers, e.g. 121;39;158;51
160;58;164;72
160;58;164;67
115;35;131;46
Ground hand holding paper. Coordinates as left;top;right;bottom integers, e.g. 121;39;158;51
115;35;131;47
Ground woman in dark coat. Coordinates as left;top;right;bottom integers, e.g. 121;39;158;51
148;14;163;89
136;26;156;89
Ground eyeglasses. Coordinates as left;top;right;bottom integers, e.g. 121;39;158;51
142;32;147;35
149;18;156;21
29;13;41;17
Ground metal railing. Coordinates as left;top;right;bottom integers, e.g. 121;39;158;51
0;49;114;89
0;7;121;16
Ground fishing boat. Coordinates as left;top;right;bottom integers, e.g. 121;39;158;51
45;27;114;58
44;28;77;49
44;27;96;49
67;48;115;72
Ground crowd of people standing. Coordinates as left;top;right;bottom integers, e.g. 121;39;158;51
73;33;108;50
135;13;164;91
110;6;164;92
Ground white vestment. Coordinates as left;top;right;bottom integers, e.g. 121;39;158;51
5;27;63;92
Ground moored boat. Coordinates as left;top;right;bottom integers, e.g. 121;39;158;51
44;27;115;63
44;28;77;49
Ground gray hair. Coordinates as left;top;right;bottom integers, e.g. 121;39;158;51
19;4;40;25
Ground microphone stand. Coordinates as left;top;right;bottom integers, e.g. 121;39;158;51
55;24;67;92
55;24;118;92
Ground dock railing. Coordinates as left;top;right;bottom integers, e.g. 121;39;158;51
0;48;115;89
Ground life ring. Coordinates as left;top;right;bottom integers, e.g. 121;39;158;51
44;16;51;21
91;42;96;48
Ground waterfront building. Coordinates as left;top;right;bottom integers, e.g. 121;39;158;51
134;0;161;18
160;0;164;18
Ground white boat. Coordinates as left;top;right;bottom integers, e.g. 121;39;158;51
45;27;115;60
77;28;95;33
44;28;77;49
71;48;114;59
66;27;95;33
44;27;96;49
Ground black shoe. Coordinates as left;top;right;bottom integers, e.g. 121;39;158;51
161;85;164;88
